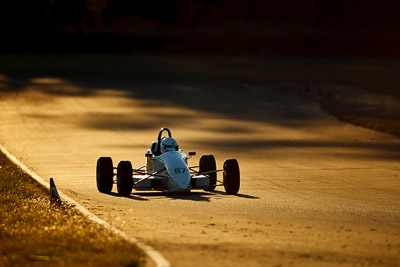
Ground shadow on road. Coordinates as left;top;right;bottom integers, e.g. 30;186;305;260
106;191;151;201
2;56;400;131
1;56;399;159
212;190;260;199
105;190;259;202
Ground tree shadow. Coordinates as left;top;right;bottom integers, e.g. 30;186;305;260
0;66;324;130
1;57;399;161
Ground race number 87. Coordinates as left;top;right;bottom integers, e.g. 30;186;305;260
174;168;186;173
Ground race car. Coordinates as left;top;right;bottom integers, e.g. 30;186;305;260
96;128;240;196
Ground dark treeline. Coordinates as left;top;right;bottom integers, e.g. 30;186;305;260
1;0;399;55
2;0;399;33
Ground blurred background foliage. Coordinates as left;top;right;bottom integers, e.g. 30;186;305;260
1;0;399;55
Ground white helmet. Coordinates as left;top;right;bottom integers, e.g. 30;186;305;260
160;137;179;153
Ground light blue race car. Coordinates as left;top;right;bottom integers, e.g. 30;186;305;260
96;128;240;196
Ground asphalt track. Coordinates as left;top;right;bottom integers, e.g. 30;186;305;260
1;71;399;266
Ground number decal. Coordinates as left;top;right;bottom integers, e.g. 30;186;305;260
174;168;186;174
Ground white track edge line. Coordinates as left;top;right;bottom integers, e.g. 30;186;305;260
0;144;170;267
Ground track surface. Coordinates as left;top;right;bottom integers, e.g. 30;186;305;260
1;69;399;266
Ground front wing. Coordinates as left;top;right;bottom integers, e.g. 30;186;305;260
132;175;210;191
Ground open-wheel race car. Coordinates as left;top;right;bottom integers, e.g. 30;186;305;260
96;128;240;196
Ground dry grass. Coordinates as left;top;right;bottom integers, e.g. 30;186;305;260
0;152;143;266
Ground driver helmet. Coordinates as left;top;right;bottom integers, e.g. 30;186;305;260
160;137;179;153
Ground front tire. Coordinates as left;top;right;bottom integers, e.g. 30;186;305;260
223;159;240;195
117;161;133;197
200;154;216;191
97;157;114;193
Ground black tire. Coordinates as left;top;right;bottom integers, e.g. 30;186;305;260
117;161;133;197
223;159;240;195
96;157;114;193
200;154;216;191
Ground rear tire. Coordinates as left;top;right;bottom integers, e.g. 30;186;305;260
200;154;216;191
223;159;240;195
96;157;114;193
117;161;133;197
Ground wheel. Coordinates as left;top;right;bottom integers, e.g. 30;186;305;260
223;159;240;195
200;154;216;191
117;161;133;197
96;157;114;193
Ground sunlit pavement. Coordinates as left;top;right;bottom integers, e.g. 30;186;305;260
1;69;399;266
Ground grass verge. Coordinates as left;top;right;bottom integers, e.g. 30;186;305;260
0;151;144;266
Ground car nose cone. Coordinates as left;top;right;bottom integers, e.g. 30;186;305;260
168;178;190;192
